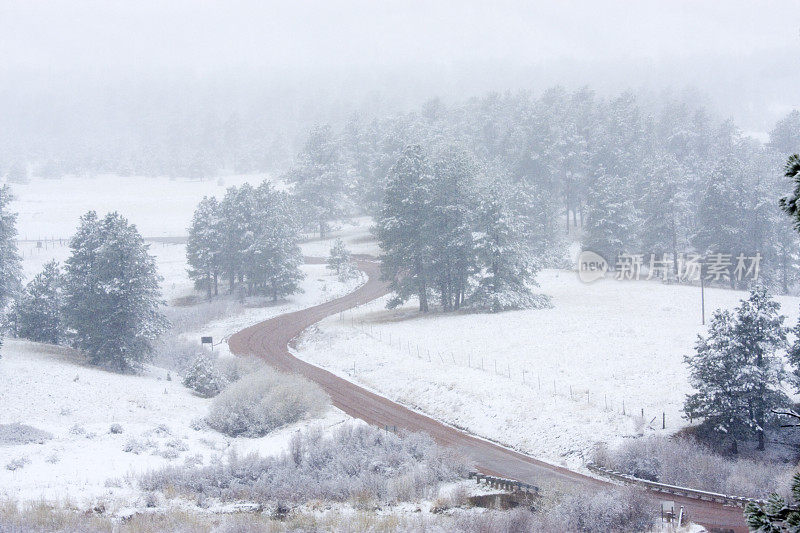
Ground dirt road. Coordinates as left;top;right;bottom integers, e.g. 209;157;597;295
228;258;748;533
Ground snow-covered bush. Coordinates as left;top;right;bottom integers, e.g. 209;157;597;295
6;456;30;471
140;423;469;504
532;486;654;533
163;297;243;335
468;287;552;313
151;336;205;373
0;423;52;445
205;368;328;437
326;238;358;281
109;424;123;434
593;435;794;499
182;353;227;398
452;507;537;532
216;355;265;383
123;438;150;455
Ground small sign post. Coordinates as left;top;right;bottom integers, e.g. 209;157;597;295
201;336;213;352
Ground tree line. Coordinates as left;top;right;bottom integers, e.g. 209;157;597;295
284;94;800;293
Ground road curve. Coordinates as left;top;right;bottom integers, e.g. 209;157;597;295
228;258;747;533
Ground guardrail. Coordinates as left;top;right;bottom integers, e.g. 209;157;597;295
468;471;539;494
586;462;765;508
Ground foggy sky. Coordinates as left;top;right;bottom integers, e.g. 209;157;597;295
1;0;798;130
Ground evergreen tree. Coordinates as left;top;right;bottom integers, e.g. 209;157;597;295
779;154;800;231
326;238;357;281
186;196;223;297
745;473;800;532
684;287;788;452
248;225;304;302
218;185;255;292
768;110;800;155
8;260;64;344
62;212;169;372
692;158;748;287
583;170;638;263
638;153;688;274
243;183;304;301
428;146;477;311
0;186;22;357
376;145;434;312
286;125;349;238
470;181;548;312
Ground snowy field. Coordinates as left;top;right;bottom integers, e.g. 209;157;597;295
0;339;349;505
293;266;800;469
1;233;364;507
6;174;269;239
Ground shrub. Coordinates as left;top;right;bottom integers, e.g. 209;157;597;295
182;353;227;397
151;336;205;373
593;435;795;499
6;457;30;471
140;423;469;504
0;423;52;445
205;368;329;437
452;507;537;533
109;424;123;434
532;486;655;533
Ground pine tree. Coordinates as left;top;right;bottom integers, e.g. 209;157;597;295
692;158;749;288
470;181;549;312
326;238;357;281
376;145;434;312
638;153;688;274
0;186;22;358
286;125;350;238
779;154;800;231
243;184;304;301
187;196;223;297
8;260;64;344
62;211;169;372
428;146;477;310
218;185;255;292
583;170;638;263
684;287;788;452
745;473;800;532
768;110;800;155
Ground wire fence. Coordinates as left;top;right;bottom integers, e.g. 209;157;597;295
336;303;678;432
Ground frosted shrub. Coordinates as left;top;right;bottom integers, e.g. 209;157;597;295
453;507;537;533
6;457;30;471
140;424;469;504
216;355;265;383
533;486;655;533
205;368;328;437
151;336;205;373
594;435;795;499
163;297;243;335
182;353;227;398
0;423;52;445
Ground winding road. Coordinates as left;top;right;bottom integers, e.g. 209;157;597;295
228;258;748;533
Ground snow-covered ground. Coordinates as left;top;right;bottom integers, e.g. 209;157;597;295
1;232;364;507
0;339;349;505
6;174;269;239
293;266;800;469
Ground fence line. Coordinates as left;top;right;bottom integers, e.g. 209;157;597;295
339;304;675;431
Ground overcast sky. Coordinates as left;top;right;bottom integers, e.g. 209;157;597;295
0;1;798;129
